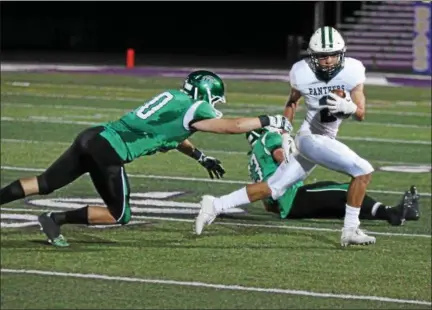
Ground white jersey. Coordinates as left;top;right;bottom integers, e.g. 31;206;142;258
289;57;366;138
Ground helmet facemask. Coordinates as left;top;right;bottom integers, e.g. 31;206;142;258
308;49;346;81
203;87;226;107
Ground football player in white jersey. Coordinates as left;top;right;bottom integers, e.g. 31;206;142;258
194;26;376;247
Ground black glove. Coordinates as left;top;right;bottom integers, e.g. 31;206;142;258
191;149;225;179
199;155;226;179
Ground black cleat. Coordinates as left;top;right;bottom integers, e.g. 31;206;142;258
406;185;420;221
387;191;410;226
38;212;69;247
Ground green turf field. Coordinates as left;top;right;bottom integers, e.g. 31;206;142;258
1;72;431;309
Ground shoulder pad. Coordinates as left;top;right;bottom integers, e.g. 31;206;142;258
289;59;315;89
342;57;366;88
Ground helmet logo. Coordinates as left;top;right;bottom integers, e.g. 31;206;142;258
202;75;217;84
321;26;333;49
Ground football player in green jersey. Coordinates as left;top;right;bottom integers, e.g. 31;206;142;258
245;128;420;225
0;70;293;247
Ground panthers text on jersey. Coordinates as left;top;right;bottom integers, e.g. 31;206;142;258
289;57;366;138
247;131;304;218
98;89;220;162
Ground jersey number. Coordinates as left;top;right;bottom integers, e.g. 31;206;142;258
136;92;174;120
319;96;337;123
249;154;264;182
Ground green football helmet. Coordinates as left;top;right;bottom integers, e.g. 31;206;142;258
246;127;282;147
182;70;226;106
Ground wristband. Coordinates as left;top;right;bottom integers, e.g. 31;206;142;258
258;115;270;127
191;148;204;161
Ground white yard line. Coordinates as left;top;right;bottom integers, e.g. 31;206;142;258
1;116;98;126
2;102;430;129
1;138;431;166
349;122;430;129
2;208;430;238
1;102;127;112
2;91;431;117
1;117;430;145
1;91;144;102
1;165;431;197
1;268;430;305
133;215;432;238
3;81;432;105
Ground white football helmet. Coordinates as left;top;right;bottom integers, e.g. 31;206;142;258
307;26;346;81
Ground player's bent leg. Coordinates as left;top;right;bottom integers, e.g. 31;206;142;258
88;163;132;225
195;155;313;235
362;186;420;226
195;183;267;235
37;128;104;196
360;194;405;225
267;155;314;200
0;179;27;205
344;168;375;245
296;134;376;246
295;134;374;181
43;164;131;246
36;139;88;247
287;182;395;222
288;182;349;219
346;172;373;210
85;129;132;225
39;127;128;246
0;137;86;206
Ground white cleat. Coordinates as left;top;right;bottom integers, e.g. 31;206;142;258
341;227;376;247
195;195;218;235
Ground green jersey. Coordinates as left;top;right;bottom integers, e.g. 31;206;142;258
99;89;219;162
247;131;304;218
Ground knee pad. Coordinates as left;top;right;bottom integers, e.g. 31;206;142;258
36;174;54;195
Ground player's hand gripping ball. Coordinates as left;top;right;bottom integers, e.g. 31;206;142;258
328;89;352;119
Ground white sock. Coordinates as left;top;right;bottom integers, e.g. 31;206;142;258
214;187;250;213
344;204;361;229
371;202;382;217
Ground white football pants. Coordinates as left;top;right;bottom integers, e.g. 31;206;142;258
267;133;374;200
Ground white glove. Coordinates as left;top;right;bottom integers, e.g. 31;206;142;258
282;133;298;163
325;92;357;115
267;115;293;133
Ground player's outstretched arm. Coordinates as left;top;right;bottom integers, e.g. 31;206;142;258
350;83;366;121
192;117;262;134
192;115;293;134
177;139;199;157
283;88;302;123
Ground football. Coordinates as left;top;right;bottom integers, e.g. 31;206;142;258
330;89;346;99
329;89;352;119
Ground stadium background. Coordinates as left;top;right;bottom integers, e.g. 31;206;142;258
2;1;430;74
